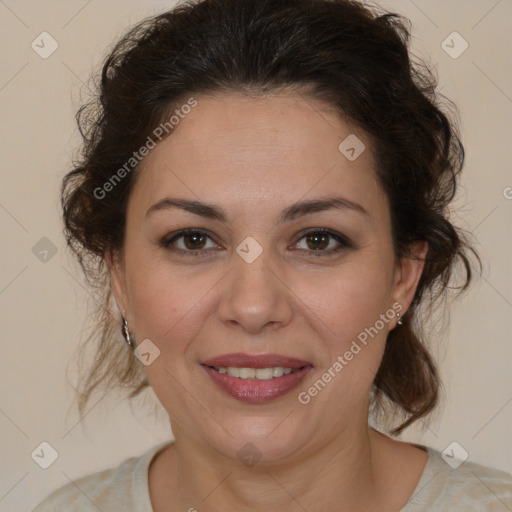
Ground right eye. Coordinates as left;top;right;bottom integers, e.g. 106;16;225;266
160;229;221;257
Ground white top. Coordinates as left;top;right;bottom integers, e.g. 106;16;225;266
32;441;512;511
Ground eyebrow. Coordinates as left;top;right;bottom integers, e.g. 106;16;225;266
145;196;369;223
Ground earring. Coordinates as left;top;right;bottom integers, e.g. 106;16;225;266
122;316;135;349
396;312;403;326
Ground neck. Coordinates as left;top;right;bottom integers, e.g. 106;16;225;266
165;421;386;512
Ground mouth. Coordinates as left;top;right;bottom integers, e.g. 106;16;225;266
200;353;313;403
207;365;301;379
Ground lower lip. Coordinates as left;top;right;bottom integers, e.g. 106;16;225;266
201;365;313;403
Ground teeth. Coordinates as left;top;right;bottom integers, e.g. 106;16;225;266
255;368;272;380
272;367;284;377
215;366;297;380
239;368;256;379
227;367;240;378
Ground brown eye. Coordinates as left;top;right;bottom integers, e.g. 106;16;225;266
304;232;330;251
293;229;352;257
161;229;218;256
181;231;208;250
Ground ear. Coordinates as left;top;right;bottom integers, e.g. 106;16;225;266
106;248;129;320
391;241;428;320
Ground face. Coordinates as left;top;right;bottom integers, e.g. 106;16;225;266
110;90;425;464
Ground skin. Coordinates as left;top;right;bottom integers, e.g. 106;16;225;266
109;90;429;512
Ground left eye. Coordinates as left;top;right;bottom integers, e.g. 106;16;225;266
293;229;351;256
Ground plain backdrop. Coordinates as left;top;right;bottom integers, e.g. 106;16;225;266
0;0;511;510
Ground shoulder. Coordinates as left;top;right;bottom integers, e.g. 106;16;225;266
31;442;171;512
32;464;128;512
404;447;512;511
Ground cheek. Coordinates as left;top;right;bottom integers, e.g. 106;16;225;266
298;258;393;394
124;261;212;410
125;257;219;351
305;258;393;338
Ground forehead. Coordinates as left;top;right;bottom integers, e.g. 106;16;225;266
128;90;388;223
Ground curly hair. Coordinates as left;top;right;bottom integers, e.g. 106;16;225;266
62;0;480;434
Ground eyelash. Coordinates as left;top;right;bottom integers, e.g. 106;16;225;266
159;228;352;258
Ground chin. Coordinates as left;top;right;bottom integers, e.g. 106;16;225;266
204;417;306;465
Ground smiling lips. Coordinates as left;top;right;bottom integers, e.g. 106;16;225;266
201;353;314;403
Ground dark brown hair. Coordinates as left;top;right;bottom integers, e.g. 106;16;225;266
63;0;480;434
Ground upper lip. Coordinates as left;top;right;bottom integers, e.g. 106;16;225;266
201;353;312;369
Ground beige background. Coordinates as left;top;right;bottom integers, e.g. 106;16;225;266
0;0;510;510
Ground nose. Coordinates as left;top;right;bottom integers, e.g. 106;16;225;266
217;243;294;335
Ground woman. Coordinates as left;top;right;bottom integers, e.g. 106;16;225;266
33;0;512;510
